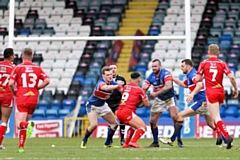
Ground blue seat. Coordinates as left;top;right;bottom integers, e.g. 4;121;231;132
161;112;170;117
136;107;148;117
50;100;62;110
59;109;71;118
78;106;87;117
46;109;59;119
32;109;45;118
224;107;238;118
62;99;76;111
220;34;232;41
227;99;239;108
37;99;49;110
220;106;225;117
148;25;160;36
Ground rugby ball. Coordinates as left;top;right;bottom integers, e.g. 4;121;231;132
137;102;144;108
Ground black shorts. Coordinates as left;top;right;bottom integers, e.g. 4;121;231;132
109;105;119;113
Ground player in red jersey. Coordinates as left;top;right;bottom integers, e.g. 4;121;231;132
0;48;15;149
117;72;150;148
8;48;50;153
196;44;238;149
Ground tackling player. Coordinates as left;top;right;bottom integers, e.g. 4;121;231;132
81;66;124;149
117;72;150;148
196;44;238;149
107;64;126;145
9;48;50;153
0;48;15;149
142;59;181;148
159;59;220;146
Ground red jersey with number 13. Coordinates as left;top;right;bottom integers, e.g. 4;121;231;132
118;83;147;113
197;57;231;95
10;62;48;104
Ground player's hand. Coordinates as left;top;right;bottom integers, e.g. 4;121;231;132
142;85;149;90
150;92;158;99
118;81;124;87
186;94;193;103
233;90;239;98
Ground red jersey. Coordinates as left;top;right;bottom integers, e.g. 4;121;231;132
10;62;48;104
0;61;15;94
197;57;231;95
118;83;147;112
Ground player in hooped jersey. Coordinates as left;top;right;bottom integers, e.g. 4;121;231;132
159;59;219;146
81;66;124;149
9;48;50;153
0;48;15;149
117;72;150;148
196;44;238;149
142;59;181;148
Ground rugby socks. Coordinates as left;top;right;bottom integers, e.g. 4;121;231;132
216;120;229;140
120;122;125;141
171;121;183;142
82;129;93;142
130;128;145;143
19;122;29;129
214;123;227;143
151;124;158;143
0;123;7;145
125;127;135;145
105;127;116;145
18;129;26;148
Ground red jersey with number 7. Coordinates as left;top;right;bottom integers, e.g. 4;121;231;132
10;62;48;104
0;61;15;94
118;83;147;113
197;57;232;95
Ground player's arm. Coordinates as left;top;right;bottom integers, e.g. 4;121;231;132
142;80;151;92
154;80;172;95
227;72;238;98
142;97;150;107
195;62;204;82
8;79;16;96
173;77;188;88
139;88;150;107
38;78;50;90
101;82;124;91
186;81;203;103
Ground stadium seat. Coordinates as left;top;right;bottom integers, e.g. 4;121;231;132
50;99;62;110
136;107;148;117
227;99;239;109
37;99;49;110
225;107;238;118
62;99;76;111
59;109;71;118
46;109;59;119
32;109;45;119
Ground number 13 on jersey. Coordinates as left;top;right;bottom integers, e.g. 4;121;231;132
21;73;37;88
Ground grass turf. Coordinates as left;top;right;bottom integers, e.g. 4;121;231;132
0;138;239;160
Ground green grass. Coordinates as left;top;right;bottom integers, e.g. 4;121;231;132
1;138;240;160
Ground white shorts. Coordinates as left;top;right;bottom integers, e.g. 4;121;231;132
86;103;111;117
190;101;210;115
151;97;176;113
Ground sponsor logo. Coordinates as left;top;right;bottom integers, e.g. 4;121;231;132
200;125;240;138
36;132;59;138
36;122;60;131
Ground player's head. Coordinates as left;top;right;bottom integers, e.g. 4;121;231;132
130;72;141;84
109;64;117;78
22;48;33;61
151;59;161;74
101;66;113;83
181;59;193;74
3;48;14;62
208;44;219;56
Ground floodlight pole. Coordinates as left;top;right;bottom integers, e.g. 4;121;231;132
185;0;191;59
8;0;15;48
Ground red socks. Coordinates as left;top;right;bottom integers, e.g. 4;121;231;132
130;128;145;143
214;123;221;137
19;129;27;148
216;120;229;140
0;125;7;145
19;122;29;129
125;127;135;145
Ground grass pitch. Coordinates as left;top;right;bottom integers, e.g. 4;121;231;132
0;138;240;160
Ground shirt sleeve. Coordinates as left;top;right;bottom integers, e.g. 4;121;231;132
9;66;18;81
144;75;152;86
39;68;49;80
98;82;107;90
197;62;204;76
163;70;173;82
223;62;232;75
183;79;188;86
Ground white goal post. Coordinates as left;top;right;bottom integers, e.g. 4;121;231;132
8;0;191;59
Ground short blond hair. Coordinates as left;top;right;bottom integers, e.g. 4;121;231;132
208;44;219;56
22;48;33;57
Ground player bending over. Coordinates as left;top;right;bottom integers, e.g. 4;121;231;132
196;44;238;149
142;59;181;148
9;48;50;153
117;72;150;148
81;66;124;149
159;59;220;147
107;64;126;145
0;48;15;149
